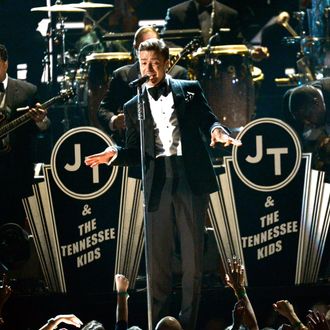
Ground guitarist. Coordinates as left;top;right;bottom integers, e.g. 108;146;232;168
0;43;49;228
97;25;188;147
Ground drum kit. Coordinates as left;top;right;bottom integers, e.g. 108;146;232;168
31;0;117;129
275;1;330;86
30;1;264;132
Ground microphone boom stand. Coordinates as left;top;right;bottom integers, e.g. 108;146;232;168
136;83;153;330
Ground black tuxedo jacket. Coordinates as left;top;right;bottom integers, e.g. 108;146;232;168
163;0;241;46
98;61;188;136
0;77;39;195
113;78;220;209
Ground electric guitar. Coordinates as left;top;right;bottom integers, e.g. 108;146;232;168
0;88;74;153
167;37;201;74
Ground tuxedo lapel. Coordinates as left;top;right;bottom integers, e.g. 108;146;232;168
170;78;186;121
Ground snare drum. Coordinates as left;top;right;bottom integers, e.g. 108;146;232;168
190;45;256;129
86;52;133;128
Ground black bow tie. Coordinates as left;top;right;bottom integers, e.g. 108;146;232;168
148;81;169;101
198;4;212;14
0;82;5;93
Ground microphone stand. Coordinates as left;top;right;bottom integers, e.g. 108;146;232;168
136;83;153;330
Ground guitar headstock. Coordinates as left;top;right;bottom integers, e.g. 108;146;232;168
59;88;75;101
181;37;202;57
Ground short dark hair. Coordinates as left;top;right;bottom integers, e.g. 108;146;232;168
138;38;169;61
133;25;159;49
0;44;8;62
289;85;324;119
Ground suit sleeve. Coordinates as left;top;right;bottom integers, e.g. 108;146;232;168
192;81;228;136
97;72;127;134
111;99;141;167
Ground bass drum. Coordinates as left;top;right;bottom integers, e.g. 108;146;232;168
190;45;256;131
86;52;133;128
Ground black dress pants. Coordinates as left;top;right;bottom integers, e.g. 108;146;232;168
147;156;208;330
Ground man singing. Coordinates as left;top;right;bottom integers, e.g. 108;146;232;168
85;38;241;329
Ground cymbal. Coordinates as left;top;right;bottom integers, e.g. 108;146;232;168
68;1;114;9
31;4;86;12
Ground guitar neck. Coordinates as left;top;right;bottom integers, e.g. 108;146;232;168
0;112;31;137
167;39;199;74
168;54;181;74
0;95;60;138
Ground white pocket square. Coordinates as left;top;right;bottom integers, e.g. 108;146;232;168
184;91;195;102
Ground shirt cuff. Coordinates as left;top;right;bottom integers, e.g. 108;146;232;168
105;146;118;165
210;122;231;135
36;116;50;131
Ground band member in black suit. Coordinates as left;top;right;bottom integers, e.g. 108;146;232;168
97;25;188;145
282;78;330;280
163;0;242;46
282;78;330;181
0;44;49;227
85;38;241;329
162;0;268;61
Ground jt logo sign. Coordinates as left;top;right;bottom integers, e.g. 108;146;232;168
246;135;288;176
50;127;118;199
232;118;302;192
64;144;100;184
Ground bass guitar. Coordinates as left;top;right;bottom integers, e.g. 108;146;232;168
0;88;74;153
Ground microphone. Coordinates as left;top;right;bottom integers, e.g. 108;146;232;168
129;75;150;88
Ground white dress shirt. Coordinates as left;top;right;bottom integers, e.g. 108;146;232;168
147;78;182;157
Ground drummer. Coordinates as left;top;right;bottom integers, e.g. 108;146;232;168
75;16;130;59
162;0;268;61
97;25;188;146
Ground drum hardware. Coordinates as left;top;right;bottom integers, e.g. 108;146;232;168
68;1;114;45
292;11;306;36
85;52;132;62
102;31;135;41
281;7;325;85
102;29;203;43
275;75;306;87
160;29;202;40
192;44;249;57
31;1;87;84
277;12;298;37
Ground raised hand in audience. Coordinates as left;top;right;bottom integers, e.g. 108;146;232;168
115;274;130;327
231;299;246;330
38;314;83;330
273;300;307;330
306;310;330;330
225;256;259;330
